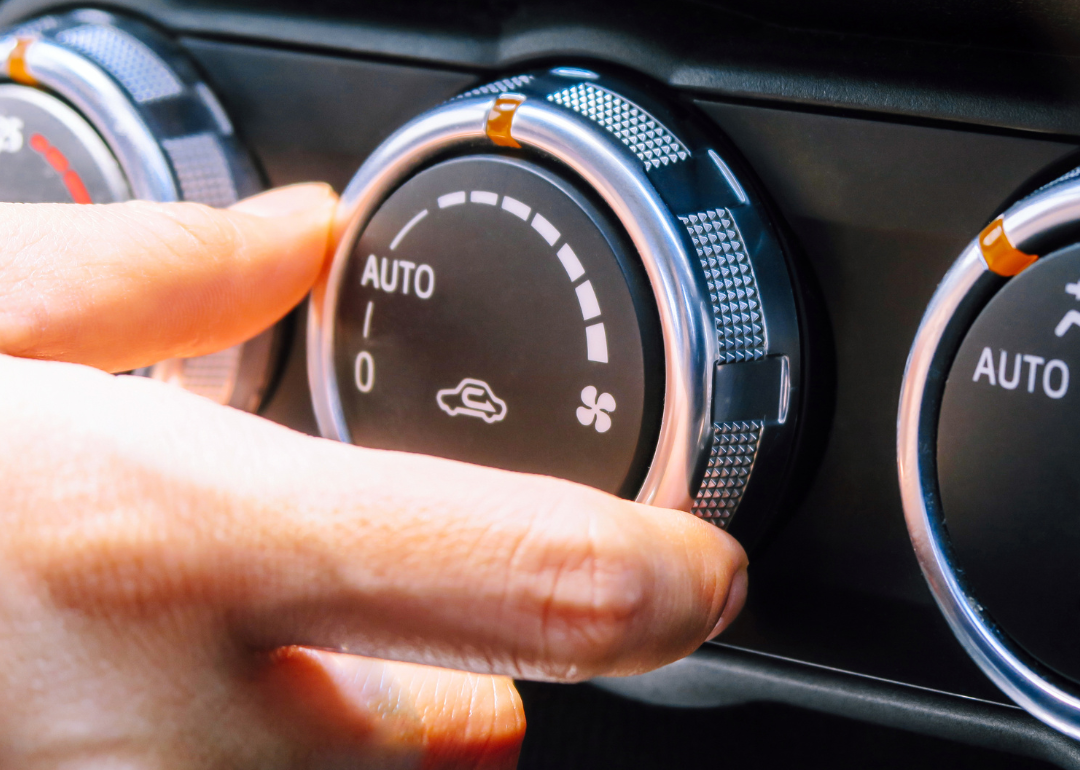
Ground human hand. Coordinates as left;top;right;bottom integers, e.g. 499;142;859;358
0;184;748;769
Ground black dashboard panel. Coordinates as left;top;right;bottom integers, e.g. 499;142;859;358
180;39;476;193
7;0;1080;135
6;0;1080;763
178;33;1079;701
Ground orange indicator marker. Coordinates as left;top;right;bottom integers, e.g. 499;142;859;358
7;37;37;85
979;217;1037;276
485;93;525;148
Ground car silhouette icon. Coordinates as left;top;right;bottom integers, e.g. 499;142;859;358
436;378;508;423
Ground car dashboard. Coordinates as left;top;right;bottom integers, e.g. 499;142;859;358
2;0;1080;766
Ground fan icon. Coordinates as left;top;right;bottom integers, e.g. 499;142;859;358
576;386;616;433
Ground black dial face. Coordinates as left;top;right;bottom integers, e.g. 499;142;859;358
333;154;662;496
0;83;129;204
939;243;1080;685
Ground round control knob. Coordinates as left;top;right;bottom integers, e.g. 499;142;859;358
900;169;1080;738
0;10;278;411
311;70;809;543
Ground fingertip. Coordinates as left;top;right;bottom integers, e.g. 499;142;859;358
103;185;340;367
707;564;748;641
230;182;338;219
232;183;339;288
680;511;748;641
623;502;749;655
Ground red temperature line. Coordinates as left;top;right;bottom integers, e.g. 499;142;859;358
29;133;92;204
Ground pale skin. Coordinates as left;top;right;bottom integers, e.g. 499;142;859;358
0;182;749;769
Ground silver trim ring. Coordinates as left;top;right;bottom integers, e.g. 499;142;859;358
309;94;715;510
899;175;1080;739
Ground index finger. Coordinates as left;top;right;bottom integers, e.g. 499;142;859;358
0;183;337;372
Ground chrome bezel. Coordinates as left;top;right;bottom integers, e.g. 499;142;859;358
309;95;715;510
899;176;1080;739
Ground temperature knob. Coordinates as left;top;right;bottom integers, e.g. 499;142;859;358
901;169;1080;738
310;70;809;543
0;10;278;411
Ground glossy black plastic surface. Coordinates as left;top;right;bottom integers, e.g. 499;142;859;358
517;677;1061;770
11;0;1080;137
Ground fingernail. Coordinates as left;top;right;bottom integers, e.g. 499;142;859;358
707;566;748;641
230;182;337;218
